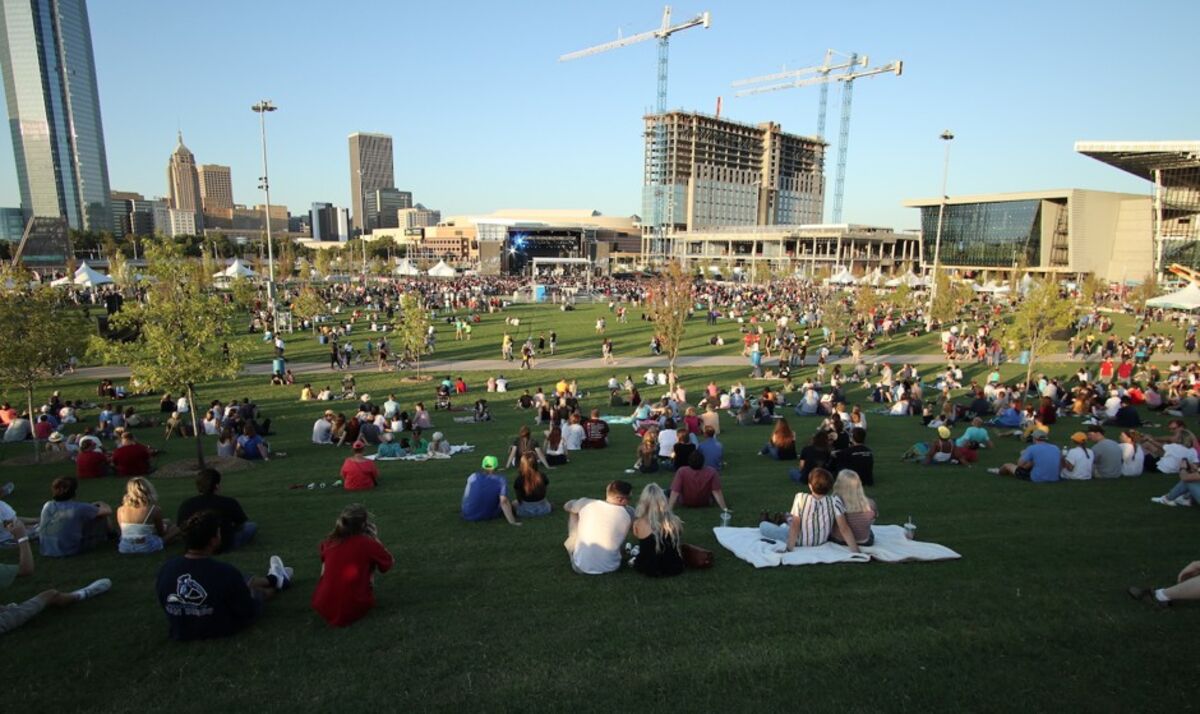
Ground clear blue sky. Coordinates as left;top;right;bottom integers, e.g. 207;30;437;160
1;0;1197;230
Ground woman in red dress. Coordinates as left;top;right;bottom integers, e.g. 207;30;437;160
311;504;394;627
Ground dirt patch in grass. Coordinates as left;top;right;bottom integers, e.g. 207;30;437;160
154;456;254;479
0;450;72;467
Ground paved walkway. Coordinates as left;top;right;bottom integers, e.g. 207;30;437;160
68;352;1190;381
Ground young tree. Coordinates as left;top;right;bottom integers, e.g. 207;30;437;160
229;276;257;313
1003;279;1076;392
396;293;430;376
0;269;90;460
647;260;693;373
313;249;333;280
820;291;853;344
290;287;325;334
97;238;244;468
1131;271;1159;311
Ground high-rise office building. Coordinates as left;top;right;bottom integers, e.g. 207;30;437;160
310;202;337;242
0;206;25;241
0;0;113;232
368;188;412;230
197;164;233;211
348;132;394;234
166;132;204;231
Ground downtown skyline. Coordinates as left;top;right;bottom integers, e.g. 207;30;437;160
0;0;1197;231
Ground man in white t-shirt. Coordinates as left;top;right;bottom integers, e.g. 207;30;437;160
657;426;678;459
1060;432;1095;480
494;376;508;393
562;481;633;575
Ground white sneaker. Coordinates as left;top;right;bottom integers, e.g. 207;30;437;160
1172;495;1194;507
1150;496;1177;507
73;578;112;601
986;467;1000;475
268;556;291;590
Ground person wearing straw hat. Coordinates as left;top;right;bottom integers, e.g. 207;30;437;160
461;456;520;525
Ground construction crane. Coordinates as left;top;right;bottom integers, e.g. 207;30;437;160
733;51;902;224
560;6;712;262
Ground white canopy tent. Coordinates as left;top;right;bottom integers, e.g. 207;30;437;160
427;260;456;278
51;261;113;288
884;272;926;288
827;268;857;285
1146;283;1200;311
393;259;420;276
213;258;255;279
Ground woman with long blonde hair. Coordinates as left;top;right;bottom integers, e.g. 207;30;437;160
830;469;877;547
631;483;684;577
116;476;178;554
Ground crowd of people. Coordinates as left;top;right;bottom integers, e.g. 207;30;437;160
7;276;1200;645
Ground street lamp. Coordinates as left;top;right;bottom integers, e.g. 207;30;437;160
926;129;954;323
251;100;279;334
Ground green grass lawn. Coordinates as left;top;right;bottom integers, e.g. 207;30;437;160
3;356;1197;710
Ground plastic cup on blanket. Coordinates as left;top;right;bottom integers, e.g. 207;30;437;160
903;515;917;540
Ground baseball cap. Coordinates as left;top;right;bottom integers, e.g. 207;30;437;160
1070;432;1087;444
352;440;366;450
1031;430;1048;441
937;426;951;439
481;455;499;470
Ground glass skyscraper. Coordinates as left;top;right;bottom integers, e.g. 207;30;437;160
0;0;113;233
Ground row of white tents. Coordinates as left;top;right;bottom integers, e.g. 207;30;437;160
826;268;929;288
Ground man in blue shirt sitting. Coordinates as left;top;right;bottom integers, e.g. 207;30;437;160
989;430;1060;482
696;426;724;471
461;456;520;525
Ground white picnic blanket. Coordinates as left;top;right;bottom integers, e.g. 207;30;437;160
366;444;475;462
714;524;961;569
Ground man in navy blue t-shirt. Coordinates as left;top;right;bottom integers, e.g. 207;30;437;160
156;511;292;641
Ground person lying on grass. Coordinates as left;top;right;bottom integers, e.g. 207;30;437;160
311;504;394;628
1129;559;1200;608
758;467;859;554
156;510;292;642
562;480;633;575
0;519;111;635
461;456;520;526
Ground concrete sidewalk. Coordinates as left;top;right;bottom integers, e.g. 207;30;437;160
67;351;1189;381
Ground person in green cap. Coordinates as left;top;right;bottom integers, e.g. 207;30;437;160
461;455;520;525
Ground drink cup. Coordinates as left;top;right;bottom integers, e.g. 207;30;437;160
903;523;917;540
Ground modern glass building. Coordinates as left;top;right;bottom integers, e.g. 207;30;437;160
904;189;1152;281
0;0;113;234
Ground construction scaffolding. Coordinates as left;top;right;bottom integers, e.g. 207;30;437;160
641;111;825;261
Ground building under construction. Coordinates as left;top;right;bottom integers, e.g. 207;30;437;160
641;111;825;258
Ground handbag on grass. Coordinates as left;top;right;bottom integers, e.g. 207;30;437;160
681;543;714;569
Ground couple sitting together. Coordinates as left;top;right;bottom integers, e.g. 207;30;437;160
758;467;876;552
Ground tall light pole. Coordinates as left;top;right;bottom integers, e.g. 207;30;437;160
926;129;954;323
251;100;279;334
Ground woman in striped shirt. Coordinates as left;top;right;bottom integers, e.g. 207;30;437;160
758;468;859;553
